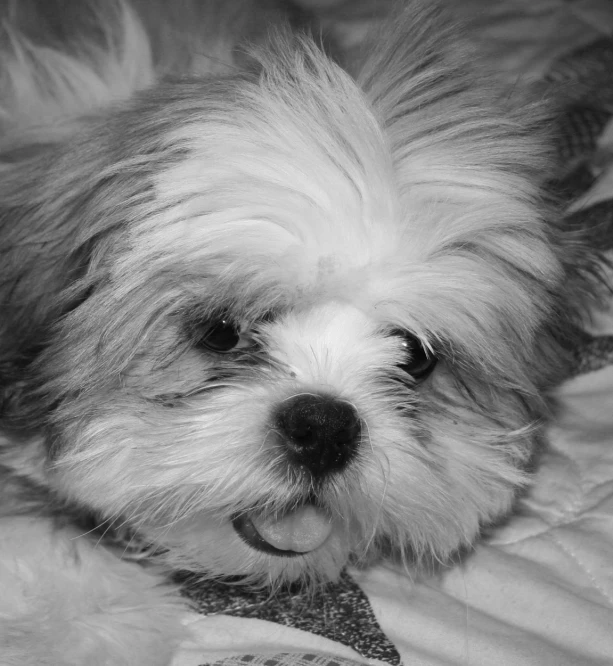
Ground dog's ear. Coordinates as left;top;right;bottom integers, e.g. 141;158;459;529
0;88;199;430
0;114;153;430
0;138;99;427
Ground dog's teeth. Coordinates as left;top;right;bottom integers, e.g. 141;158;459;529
251;505;332;553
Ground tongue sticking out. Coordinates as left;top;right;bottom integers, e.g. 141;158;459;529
249;505;332;554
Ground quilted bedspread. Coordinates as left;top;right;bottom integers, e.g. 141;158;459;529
171;2;613;664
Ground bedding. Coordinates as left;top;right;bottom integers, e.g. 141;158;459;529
169;1;613;664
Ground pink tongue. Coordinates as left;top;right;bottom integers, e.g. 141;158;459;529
251;505;332;553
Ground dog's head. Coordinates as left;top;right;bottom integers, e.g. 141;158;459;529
0;2;599;585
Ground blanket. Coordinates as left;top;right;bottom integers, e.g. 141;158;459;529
171;2;613;664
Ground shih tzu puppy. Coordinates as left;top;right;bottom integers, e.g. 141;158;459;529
0;0;604;663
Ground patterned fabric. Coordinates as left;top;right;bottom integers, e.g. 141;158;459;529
199;653;367;666
180;570;400;664
177;3;613;665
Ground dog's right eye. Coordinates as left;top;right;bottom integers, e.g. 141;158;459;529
195;319;241;353
392;330;438;382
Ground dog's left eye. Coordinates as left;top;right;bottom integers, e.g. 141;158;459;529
394;330;437;381
196;319;242;353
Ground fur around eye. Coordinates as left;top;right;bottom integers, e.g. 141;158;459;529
393;330;438;381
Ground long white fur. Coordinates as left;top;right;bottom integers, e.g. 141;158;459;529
0;0;601;664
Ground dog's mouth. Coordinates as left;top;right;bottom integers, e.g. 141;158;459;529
232;504;332;557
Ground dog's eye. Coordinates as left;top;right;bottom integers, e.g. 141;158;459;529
394;330;437;381
197;319;241;353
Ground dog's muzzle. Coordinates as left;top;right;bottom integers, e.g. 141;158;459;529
231;394;359;556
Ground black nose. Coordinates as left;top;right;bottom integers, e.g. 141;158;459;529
275;394;361;476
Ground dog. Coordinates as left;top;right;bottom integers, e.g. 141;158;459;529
0;0;605;664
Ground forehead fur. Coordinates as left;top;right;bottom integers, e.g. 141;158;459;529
124;39;399;274
98;33;560;382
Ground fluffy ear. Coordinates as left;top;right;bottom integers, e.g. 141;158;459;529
0;90;175;429
0;138;104;426
0;0;150;426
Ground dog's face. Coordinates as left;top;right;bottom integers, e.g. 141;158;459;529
0;5;591;586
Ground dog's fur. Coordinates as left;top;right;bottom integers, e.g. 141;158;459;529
0;0;605;664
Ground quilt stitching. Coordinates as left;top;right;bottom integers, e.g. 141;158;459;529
544;530;613;607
